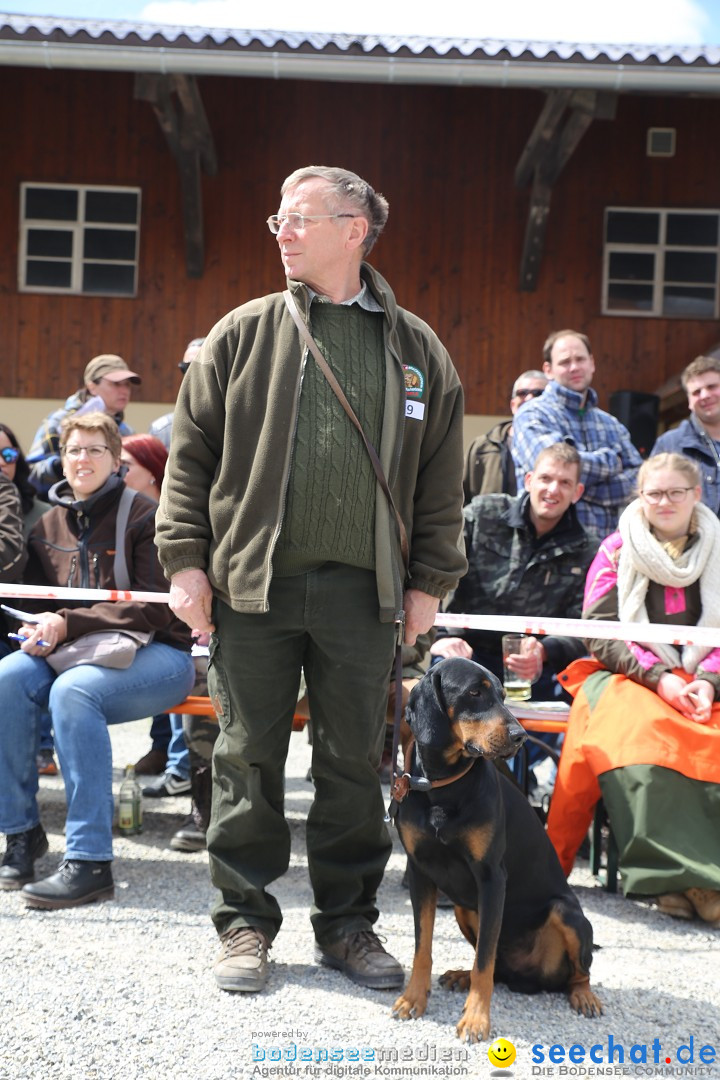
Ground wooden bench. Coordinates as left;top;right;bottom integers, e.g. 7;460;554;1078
169;695;310;731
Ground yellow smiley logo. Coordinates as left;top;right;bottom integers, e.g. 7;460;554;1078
488;1038;516;1069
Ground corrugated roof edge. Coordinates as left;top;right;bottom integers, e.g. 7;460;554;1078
1;11;720;66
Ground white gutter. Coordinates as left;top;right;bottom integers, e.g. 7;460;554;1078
2;39;720;91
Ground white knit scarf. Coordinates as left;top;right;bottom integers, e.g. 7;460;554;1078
616;499;720;672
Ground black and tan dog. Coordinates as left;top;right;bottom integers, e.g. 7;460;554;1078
391;657;601;1043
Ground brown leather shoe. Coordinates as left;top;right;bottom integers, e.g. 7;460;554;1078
315;929;404;989
214;927;271;992
133;748;168;775
656;892;695;920
685;888;720;926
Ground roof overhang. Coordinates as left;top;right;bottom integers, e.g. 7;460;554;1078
3;14;720;92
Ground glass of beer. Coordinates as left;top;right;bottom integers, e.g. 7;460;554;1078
501;634;532;701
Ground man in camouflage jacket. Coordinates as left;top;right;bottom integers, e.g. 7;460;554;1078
432;443;600;699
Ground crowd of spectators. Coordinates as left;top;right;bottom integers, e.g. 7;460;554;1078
1;286;719;944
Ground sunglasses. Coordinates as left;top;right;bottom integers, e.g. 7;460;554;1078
514;387;545;400
0;447;19;464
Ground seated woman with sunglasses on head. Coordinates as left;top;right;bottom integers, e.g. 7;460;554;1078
0;412;195;908
547;452;720;926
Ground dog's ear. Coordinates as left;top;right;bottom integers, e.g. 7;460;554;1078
408;663;452;748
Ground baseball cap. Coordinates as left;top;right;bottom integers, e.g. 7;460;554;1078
84;354;142;386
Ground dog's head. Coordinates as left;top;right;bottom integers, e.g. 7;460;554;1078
406;658;527;773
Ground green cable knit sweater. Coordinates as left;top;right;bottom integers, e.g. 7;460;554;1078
272;302;386;576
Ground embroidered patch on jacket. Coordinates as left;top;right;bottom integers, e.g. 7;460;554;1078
403;365;424;398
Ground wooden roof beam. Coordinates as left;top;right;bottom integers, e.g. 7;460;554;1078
516;90;617;291
134;73;218;278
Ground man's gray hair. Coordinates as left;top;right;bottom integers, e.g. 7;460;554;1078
281;165;389;255
511;370;548;397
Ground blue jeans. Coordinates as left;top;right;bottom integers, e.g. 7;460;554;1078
166;713;190;780
0;644;195;861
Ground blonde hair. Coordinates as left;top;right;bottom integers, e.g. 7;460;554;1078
637;452;701;494
60;411;122;460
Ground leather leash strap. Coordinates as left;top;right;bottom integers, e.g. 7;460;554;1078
283;289;411;819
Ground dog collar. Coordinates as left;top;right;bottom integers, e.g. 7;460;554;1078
390;736;477;805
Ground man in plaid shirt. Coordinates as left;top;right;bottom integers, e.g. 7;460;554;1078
512;329;641;535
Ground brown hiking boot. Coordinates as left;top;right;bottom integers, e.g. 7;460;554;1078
685;888;720;926
214;927;271;992
315;929;404;989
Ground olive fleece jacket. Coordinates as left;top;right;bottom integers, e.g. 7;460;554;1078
156;263;467;621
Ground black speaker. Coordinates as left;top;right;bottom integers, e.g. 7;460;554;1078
609;390;660;459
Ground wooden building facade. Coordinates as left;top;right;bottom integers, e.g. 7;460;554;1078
3;16;720;435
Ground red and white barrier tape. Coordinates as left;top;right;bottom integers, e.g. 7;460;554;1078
2;583;719;649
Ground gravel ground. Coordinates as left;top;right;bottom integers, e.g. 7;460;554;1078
2;720;718;1080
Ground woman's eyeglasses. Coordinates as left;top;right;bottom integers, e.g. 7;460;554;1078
640;487;695;505
0;448;19;465
62;445;110;460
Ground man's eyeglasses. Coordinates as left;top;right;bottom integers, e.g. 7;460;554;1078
640;487;695;505
514;387;545;400
266;213;356;234
62;445;110;460
0;448;19;465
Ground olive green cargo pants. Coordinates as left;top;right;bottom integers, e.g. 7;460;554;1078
207;563;396;945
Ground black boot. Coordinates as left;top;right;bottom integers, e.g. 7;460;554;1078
21;859;114;909
0;824;49;890
170;765;211;852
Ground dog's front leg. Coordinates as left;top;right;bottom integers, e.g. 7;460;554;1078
456;865;505;1043
392;863;437;1021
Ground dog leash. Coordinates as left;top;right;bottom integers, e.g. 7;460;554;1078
388;734;477;818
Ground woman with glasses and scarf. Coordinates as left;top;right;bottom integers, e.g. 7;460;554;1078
0;411;195;908
547;452;720;926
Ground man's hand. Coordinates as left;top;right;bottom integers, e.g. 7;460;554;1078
403;588;440;647
430;636;473;660
169;569;215;634
505;636;545;682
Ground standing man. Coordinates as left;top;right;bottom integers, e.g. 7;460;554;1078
651;355;720;515
463;369;547;501
27;354;141;498
156;166;466;994
512;329;641;534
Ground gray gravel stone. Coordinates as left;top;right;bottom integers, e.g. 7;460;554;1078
1;720;718;1080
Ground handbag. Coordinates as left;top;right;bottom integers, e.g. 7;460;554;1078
46;629;153;674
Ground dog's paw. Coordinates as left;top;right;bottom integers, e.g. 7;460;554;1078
439;968;471;992
391;988;429;1021
456;1002;491;1044
569;984;603;1018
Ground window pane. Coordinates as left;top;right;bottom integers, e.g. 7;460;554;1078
608;251;655;281
664;251;716;284
85;190;139;224
25;260;72;288
606;211;659;245
666;213;718;247
27;229;73;258
24;187;78;222
663;286;716;318
82;263;136;295
83;228;136;260
607;282;654;311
